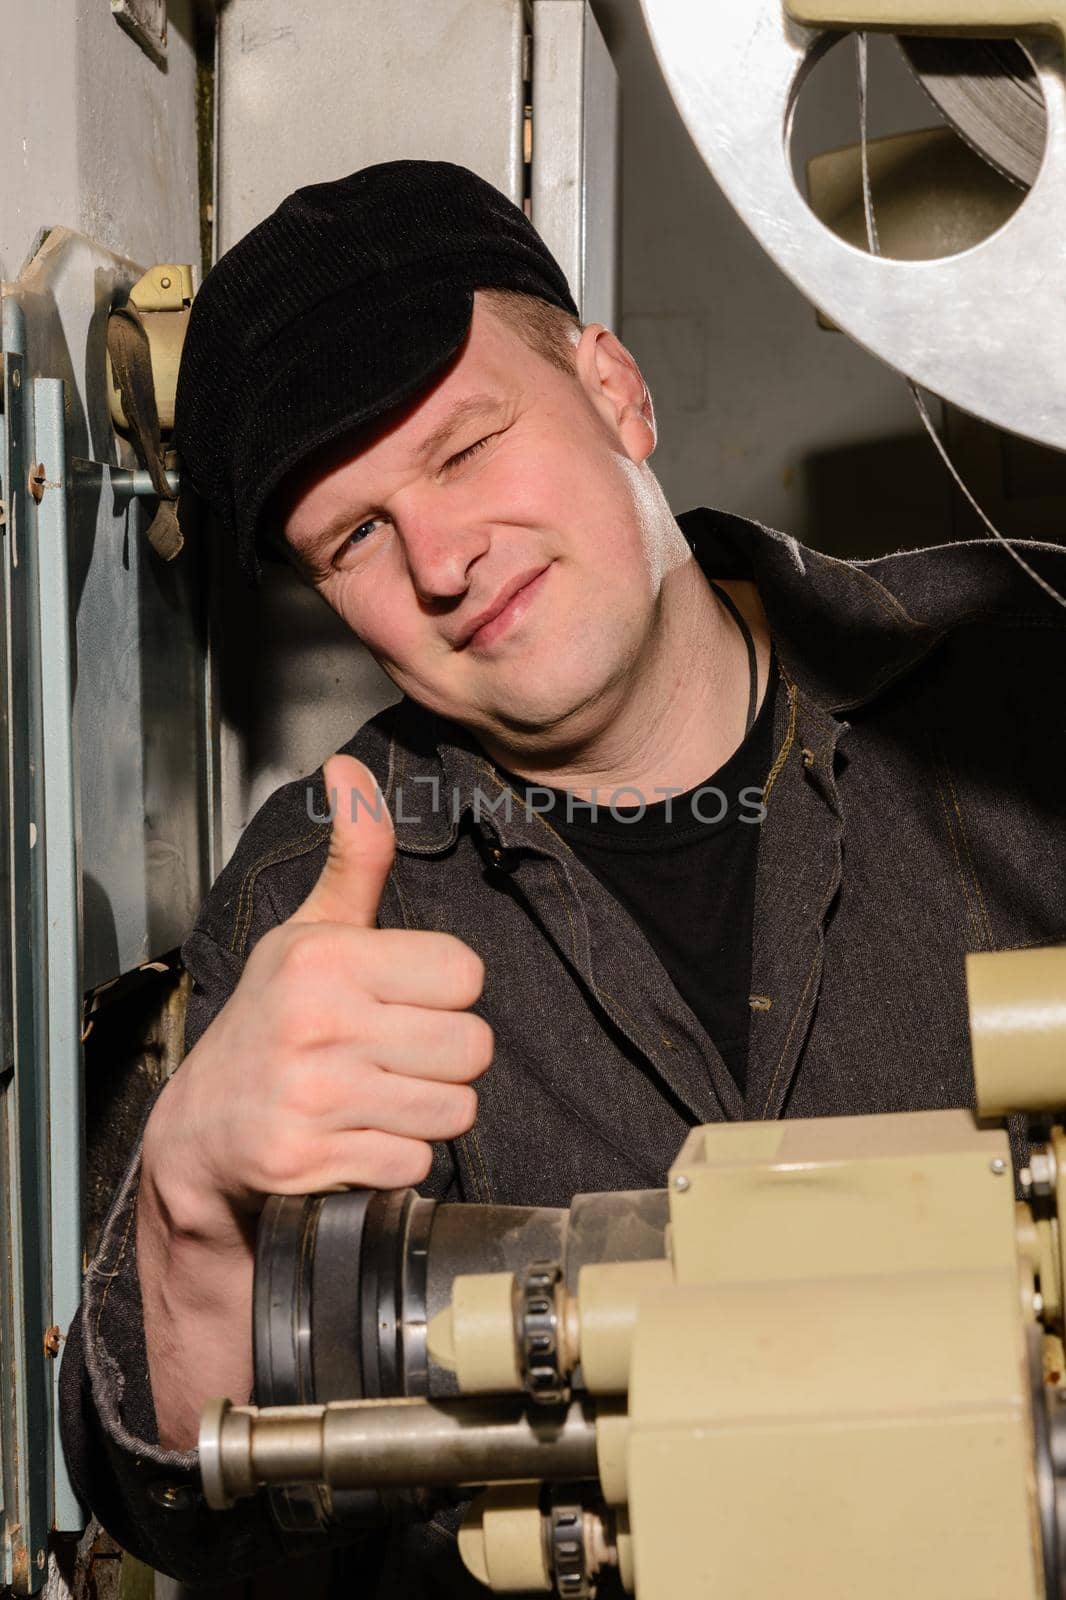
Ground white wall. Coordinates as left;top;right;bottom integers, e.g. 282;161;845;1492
0;0;78;281
0;0;200;282
216;0;525;245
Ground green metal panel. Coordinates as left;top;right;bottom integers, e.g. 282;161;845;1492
0;301;52;1592
34;376;85;1535
0;227;216;1588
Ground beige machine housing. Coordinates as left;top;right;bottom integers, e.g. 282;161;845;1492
201;945;1066;1598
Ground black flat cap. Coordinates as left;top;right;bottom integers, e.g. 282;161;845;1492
174;160;578;583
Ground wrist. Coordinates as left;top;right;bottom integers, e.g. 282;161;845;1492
136;1157;256;1450
140;1082;247;1247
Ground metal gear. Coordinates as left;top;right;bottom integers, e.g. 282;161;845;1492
515;1261;570;1405
548;1496;593;1599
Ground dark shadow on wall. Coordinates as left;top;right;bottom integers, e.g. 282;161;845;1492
798;411;1066;560
798;429;953;559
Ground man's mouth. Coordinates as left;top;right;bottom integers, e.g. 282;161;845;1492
455;564;552;650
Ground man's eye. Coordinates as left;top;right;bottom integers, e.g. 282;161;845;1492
445;434;493;469
344;517;384;550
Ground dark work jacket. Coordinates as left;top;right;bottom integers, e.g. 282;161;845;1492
61;509;1066;1592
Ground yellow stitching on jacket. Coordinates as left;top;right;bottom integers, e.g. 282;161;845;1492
546;858;581;966
473;760;713;1078
822;606;1064;716
451;1134;480;1200
94;1190;137;1339
760;941;823;1118
763;672;798;808
231;822;326;956
455;1129;492;1201
929;745;988;952
945;762;994;948
593;984;667;1059
849;567;919;626
383;716;452;850
384;720;401;808
388;852;415;931
468;1122;494;1202
473;760;574;853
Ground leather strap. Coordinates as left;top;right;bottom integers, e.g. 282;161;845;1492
106;302;184;561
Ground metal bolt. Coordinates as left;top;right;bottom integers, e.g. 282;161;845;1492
35;1550;45;1571
674;1174;690;1193
147;1480;192;1510
159;275;172;289
990;1157;1007;1175
11;368;20;389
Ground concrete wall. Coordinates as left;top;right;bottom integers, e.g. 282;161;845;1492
0;0;201;283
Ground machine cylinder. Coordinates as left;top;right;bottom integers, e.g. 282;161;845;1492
200;1394;600;1511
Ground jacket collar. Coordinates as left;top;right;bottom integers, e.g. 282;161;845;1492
678;506;940;714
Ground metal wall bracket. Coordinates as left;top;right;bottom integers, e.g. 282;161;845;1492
111;0;167;66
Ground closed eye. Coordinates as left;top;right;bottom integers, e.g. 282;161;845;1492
323;427;504;572
443;434;494;471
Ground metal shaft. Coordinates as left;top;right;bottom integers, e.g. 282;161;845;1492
200;1394;599;1510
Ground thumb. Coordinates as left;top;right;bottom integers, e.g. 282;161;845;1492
291;754;395;928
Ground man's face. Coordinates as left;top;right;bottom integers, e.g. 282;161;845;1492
281;293;680;756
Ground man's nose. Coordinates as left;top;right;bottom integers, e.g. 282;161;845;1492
399;503;491;604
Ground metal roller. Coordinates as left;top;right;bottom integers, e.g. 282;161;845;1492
899;34;1045;189
199;1394;600;1511
638;0;1066;447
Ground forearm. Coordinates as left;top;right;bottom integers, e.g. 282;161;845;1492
136;1158;256;1451
63;1147;290;1588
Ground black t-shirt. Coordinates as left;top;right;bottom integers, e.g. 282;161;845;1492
497;666;777;1094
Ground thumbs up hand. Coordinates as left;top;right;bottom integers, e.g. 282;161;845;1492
141;753;493;1223
290;754;398;929
136;754;493;1447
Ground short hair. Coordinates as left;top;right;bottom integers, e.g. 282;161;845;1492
479;286;581;374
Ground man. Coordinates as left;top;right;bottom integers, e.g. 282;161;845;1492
62;161;1066;1593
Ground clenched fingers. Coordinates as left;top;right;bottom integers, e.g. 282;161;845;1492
295;1130;435;1193
364;1005;494;1082
294;1051;480;1141
283;924;485;1009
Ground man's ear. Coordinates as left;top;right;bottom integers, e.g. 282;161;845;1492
575;324;657;464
